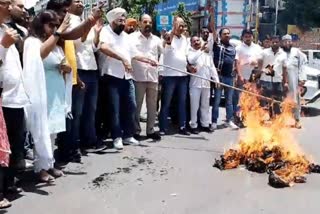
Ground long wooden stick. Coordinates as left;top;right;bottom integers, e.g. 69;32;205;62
158;64;282;104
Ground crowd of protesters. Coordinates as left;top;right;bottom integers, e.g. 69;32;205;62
0;0;307;208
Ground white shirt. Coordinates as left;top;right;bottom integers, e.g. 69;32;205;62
161;35;189;76
99;25;138;80
187;48;219;88
259;48;287;83
0;26;29;108
236;42;263;80
130;31;162;83
69;14;98;71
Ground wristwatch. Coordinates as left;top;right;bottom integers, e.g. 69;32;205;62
53;31;61;38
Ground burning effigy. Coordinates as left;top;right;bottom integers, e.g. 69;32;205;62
213;84;320;188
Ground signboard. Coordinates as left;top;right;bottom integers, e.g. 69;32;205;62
156;15;173;31
155;0;198;15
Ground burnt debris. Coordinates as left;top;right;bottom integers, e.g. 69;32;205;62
213;146;320;188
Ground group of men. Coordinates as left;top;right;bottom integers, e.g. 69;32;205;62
0;0;307;208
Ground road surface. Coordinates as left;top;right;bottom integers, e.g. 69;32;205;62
6;109;320;214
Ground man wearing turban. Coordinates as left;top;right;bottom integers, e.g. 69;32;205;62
99;8;158;150
125;18;137;34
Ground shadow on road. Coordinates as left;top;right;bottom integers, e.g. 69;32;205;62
63;171;87;176
152;144;223;154
174;135;209;141
14;170;54;197
302;107;320;117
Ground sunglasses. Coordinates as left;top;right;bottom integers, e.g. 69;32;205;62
48;22;59;29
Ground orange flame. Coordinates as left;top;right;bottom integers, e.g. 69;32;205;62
222;83;311;185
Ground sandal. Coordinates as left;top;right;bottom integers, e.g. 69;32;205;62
39;170;55;183
48;168;64;178
0;198;11;209
295;121;302;129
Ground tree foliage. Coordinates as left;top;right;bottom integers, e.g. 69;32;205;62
118;0;163;19
172;2;192;31
279;0;320;29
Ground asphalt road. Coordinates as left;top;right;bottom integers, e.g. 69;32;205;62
5;108;320;214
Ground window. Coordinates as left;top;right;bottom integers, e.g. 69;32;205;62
313;52;320;60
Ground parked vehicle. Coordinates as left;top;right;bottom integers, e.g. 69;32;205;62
301;50;320;108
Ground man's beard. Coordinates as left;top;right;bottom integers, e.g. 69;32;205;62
143;26;152;34
202;36;208;42
126;28;135;34
244;40;252;46
114;24;125;35
283;46;292;52
11;15;24;25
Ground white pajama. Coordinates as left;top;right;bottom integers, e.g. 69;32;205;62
187;48;219;129
189;87;211;128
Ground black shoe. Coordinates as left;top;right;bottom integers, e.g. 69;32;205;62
71;149;82;163
179;128;190;136
202;127;214;133
85;144;107;153
190;128;200;134
5;186;23;196
133;134;142;141
11;159;26;171
147;132;161;141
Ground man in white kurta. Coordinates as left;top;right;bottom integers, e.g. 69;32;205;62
187;36;219;133
282;34;307;128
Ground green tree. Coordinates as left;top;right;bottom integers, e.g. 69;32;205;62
118;0;163;19
279;0;320;29
172;2;192;31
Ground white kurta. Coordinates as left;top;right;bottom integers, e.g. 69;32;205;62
23;37;54;172
187;48;219;128
285;48;307;101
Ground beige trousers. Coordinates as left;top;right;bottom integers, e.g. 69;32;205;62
134;82;158;135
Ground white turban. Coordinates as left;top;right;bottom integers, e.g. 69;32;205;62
282;34;292;41
106;7;127;24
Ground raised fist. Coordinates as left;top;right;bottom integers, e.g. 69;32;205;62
1;28;19;48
